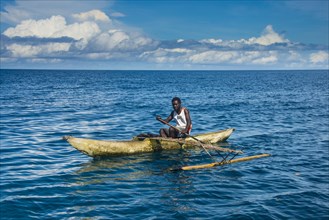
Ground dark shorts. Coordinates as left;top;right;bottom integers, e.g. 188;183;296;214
162;128;188;138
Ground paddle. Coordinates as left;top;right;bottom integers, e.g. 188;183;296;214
156;117;219;160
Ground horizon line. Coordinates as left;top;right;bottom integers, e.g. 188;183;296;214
1;68;328;72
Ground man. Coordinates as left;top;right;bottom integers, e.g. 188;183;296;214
156;97;192;138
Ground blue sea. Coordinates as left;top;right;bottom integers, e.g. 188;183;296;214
0;69;328;219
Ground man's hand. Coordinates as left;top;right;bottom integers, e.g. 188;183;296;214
156;115;162;121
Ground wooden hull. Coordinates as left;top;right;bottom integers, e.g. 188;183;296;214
63;128;235;157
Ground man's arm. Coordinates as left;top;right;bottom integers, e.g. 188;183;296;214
165;111;174;123
156;111;173;123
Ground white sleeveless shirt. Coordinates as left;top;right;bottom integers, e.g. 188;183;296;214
173;107;192;133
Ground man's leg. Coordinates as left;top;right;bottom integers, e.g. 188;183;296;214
169;127;178;138
159;128;169;137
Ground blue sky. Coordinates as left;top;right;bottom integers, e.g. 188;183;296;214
1;0;328;70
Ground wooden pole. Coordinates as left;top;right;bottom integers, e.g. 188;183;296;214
174;153;271;171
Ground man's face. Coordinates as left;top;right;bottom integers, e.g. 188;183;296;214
172;100;181;112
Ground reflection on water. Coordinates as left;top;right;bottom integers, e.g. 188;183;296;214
69;150;203;218
74;141;239;178
75;150;191;176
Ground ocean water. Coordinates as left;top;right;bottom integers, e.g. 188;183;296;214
0;69;328;219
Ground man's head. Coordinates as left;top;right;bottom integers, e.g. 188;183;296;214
172;97;181;112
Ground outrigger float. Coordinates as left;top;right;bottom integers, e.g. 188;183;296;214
63;128;270;170
173;154;271;171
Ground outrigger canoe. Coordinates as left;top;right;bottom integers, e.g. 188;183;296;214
63;128;236;157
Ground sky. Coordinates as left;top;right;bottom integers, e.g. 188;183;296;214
0;0;328;70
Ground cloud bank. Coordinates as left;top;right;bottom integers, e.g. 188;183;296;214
1;7;328;69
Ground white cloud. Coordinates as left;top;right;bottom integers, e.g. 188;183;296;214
93;30;130;50
200;38;223;45
3;15;101;42
2;13;104;54
232;51;261;64
189;51;238;64
140;47;193;63
142;49;279;66
6;42;70;57
170;48;191;53
199;25;289;47
30;58;62;63
310;51;329;64
287;51;301;61
3;16;67;38
0;0;112;24
72;10;111;23
92;29;155;52
64;21;100;41
85;52;114;59
1;8;158;61
247;25;289;46
141;48;281;67
252;54;278;64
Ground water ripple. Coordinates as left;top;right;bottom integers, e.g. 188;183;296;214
1;70;328;219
